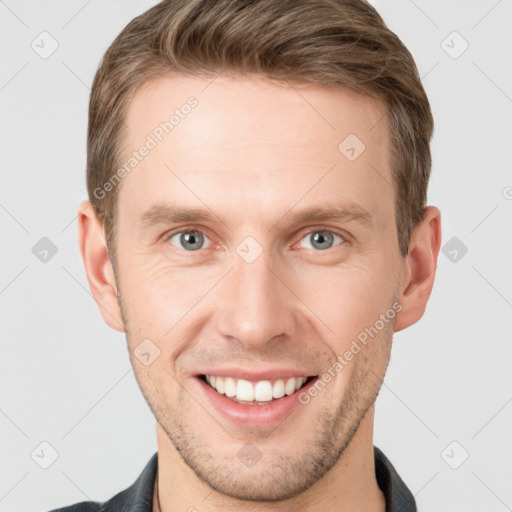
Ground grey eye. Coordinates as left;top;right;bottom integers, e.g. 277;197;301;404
299;230;344;251
168;230;210;251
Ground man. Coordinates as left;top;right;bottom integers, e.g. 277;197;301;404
51;0;441;510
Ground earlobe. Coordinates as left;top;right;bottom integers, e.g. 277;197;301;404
77;200;125;333
394;206;442;333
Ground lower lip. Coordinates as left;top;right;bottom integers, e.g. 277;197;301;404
194;376;318;427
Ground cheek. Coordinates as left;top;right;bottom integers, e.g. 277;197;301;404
117;254;222;366
119;252;202;316
293;260;392;337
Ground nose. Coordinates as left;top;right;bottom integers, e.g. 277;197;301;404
214;246;299;349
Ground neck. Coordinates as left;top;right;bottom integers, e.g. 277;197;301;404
154;406;385;512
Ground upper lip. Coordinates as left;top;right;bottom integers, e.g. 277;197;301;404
196;368;318;381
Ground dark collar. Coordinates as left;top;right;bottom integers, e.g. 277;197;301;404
51;446;416;511
374;446;417;512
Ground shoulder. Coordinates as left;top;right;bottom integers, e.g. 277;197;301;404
374;445;417;512
47;503;101;512
45;452;159;512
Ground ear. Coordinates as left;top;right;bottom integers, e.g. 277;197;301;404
394;206;442;333
77;200;125;332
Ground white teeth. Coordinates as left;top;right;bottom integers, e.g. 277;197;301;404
295;377;306;390
236;379;255;401
204;375;310;403
273;379;285;399
224;377;236;397
254;380;273;401
284;378;296;396
215;376;225;394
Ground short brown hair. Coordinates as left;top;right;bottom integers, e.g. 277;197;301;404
87;0;434;259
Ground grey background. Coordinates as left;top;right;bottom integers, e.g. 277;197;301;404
1;1;511;510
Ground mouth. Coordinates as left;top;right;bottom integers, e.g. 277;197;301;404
198;374;318;405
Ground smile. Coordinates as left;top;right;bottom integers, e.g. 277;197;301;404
200;374;316;405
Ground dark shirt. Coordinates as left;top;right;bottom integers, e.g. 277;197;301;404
48;446;416;511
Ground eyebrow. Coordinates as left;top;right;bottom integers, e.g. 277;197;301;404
136;202;374;230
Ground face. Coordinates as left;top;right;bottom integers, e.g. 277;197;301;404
111;74;405;500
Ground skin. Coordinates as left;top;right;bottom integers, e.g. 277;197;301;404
78;73;441;511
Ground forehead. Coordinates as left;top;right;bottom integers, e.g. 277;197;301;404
125;73;387;148
118;73;393;231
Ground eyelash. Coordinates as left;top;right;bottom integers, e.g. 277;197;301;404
162;226;348;253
